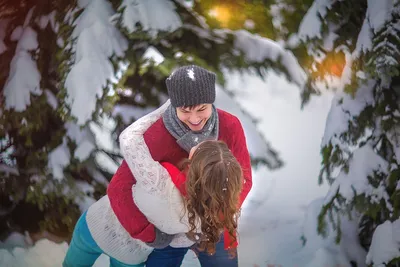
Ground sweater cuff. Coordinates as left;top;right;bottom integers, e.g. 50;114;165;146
145;226;175;249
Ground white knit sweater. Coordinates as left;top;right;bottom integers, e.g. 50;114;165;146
86;100;197;265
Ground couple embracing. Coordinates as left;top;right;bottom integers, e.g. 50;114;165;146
63;65;252;267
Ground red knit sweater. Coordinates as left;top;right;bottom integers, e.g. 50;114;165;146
107;109;252;249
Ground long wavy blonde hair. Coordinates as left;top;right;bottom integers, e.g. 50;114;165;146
181;140;243;256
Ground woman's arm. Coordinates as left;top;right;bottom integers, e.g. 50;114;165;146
118;100;195;235
119;100;171;191
107;100;173;245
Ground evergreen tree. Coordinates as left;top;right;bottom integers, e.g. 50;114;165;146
0;0;308;241
278;0;400;265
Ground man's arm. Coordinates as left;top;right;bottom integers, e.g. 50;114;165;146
107;160;156;243
231;117;253;206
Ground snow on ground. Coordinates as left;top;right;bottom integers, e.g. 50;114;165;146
0;72;337;266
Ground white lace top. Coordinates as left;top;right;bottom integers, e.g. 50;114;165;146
86;100;196;265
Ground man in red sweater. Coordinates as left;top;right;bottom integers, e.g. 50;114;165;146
107;65;252;266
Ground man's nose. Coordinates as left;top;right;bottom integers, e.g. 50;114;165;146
189;114;200;122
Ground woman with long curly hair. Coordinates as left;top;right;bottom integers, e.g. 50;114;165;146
184;140;243;256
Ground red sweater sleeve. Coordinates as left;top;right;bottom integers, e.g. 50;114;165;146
107;160;156;242
160;162;187;196
232;117;253;207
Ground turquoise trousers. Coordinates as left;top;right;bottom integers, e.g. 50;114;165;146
63;211;144;267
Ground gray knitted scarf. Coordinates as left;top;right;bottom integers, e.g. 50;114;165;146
162;104;219;153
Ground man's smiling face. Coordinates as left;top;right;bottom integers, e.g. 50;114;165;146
176;104;213;131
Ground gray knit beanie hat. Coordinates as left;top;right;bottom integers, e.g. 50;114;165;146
166;65;216;107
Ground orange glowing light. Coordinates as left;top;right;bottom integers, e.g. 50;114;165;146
314;51;346;79
329;63;343;77
208;6;231;27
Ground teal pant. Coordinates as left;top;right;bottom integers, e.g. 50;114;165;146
63;211;144;267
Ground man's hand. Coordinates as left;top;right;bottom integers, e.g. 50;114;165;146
145;227;175;249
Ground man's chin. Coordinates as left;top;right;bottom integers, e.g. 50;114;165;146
189;126;203;131
188;122;204;131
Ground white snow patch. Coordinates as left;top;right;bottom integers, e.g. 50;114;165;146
22;7;35;28
367;0;393;33
44;90;58;110
366;219;400;266
95;151;119;174
325;144;390;207
89;115;118;152
3;27;42;112
75;141;96;162
270;1;294;34
75;181;96;212
0;239;69;267
298;0;335;40
354;17;373;57
0;232;31;250
232;29;307;88
174;51;183;58
143;46;164;66
47;138;70;181
244;19;255;30
322;79;375;147
177;0;194;9
57;37;64;47
64;6;81;25
78;0;92;8
322;29;338;51
187;68;195;81
120;0;182;37
10;26;23;41
66;122;96;161
301;198;367;267
37;11;58;32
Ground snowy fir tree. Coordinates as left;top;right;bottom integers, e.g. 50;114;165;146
273;0;400;265
0;0;311;242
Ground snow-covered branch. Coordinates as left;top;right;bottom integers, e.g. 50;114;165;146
3;12;42;112
64;0;128;125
